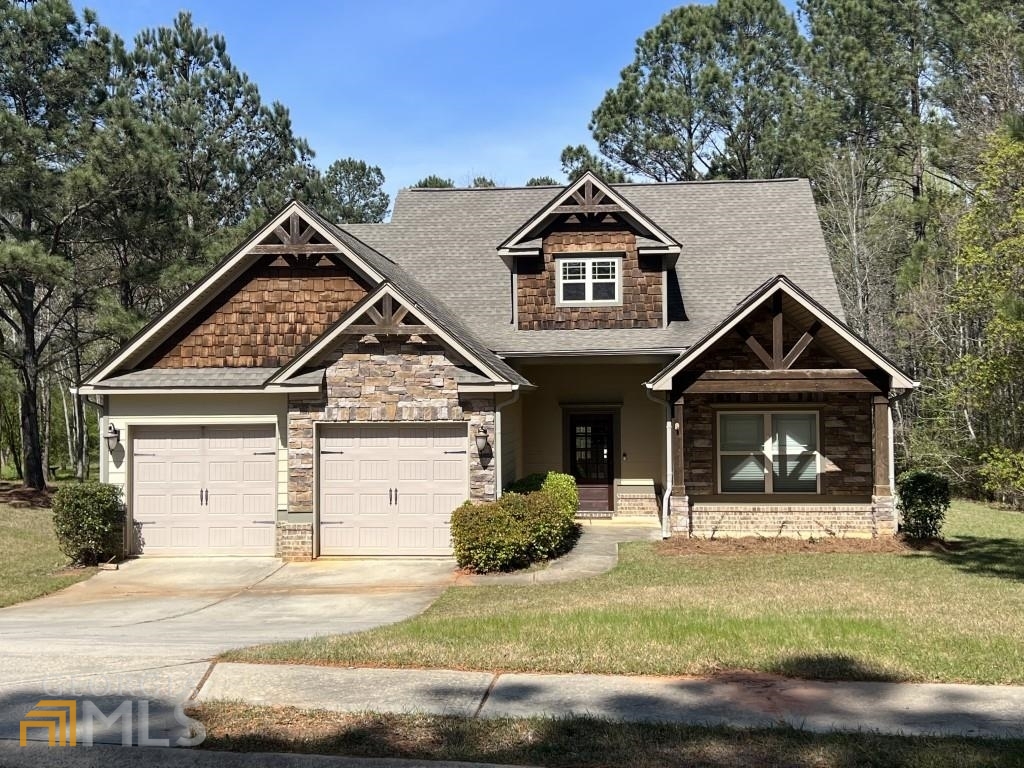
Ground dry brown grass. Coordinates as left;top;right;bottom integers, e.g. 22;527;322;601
189;702;1024;768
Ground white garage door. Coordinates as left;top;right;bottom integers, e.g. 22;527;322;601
131;425;277;555
319;424;468;556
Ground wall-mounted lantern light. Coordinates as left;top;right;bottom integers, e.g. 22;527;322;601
475;426;489;454
105;423;121;452
473;428;489;456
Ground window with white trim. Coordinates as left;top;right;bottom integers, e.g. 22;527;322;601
718;411;819;494
556;255;622;306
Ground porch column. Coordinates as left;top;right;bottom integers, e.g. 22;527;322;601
671;396;690;535
871;394;897;535
672;398;686;497
872;395;891;496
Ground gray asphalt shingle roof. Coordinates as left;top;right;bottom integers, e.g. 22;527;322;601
94;368;279;388
346;178;840;355
302;204;530;385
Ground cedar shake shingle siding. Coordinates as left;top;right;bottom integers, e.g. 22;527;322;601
517;229;662;330
149;260;370;368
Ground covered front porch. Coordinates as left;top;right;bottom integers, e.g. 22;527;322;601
499;359;671;516
648;277;916;539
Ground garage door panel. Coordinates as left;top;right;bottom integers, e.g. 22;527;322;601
433;459;462;481
323;459;354;482
398;494;429;514
358;460;390;481
319;423;467;556
398;527;430;550
358;527;392;550
132;424;276;556
433;494;463;515
398;460;428;481
433;426;465;447
398;426;429;447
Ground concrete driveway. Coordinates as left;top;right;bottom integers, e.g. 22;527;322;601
0;557;456;746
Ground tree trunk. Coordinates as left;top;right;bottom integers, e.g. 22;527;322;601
18;277;46;490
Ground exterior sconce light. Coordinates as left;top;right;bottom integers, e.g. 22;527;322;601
105;423;121;452
475;426;489;454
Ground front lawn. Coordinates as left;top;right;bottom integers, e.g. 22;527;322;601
189;704;1024;768
0;493;95;607
225;501;1024;684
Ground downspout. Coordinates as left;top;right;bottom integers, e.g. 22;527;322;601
495;388;521;498
644;385;672;539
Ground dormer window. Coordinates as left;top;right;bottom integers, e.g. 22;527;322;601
556;254;622;307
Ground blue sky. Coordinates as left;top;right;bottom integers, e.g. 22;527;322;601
76;0;701;198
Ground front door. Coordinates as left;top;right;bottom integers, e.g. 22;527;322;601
569;413;614;512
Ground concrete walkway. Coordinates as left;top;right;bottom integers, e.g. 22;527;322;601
195;663;1024;739
456;517;662;585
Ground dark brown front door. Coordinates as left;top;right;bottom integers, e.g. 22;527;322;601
569;413;614;512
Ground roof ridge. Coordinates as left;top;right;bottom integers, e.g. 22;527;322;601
398;178;807;193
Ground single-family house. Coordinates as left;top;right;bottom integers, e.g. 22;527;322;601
79;172;916;559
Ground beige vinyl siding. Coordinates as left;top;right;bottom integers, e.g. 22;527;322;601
103;394;289;516
499;395;523;490
518;363;665;485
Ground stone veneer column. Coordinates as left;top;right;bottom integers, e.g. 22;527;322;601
280;340;497;559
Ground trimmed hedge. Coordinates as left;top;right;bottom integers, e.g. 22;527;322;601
451;482;580;573
897;470;951;540
504;471;579;516
51;481;125;565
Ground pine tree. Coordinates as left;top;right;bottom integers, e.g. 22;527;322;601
0;0;114;489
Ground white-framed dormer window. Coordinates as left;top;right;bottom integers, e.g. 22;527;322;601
717;411;820;494
556;254;622;306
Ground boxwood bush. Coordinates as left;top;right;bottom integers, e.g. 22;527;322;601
51;482;125;565
452;479;580;573
504;471;579;516
897;470;951;540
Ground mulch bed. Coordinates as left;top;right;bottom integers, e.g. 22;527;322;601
654;535;949;556
0;481;53;508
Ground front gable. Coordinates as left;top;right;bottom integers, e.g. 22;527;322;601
86;202;389;386
647;276;917;392
270;282;518;391
501;172;682;332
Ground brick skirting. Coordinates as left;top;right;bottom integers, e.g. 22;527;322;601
616;490;660;516
670;498;897;539
276;522;313;561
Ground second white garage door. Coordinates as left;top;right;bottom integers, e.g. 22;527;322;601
319;423;469;556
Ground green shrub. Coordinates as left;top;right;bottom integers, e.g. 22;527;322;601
450;488;580;573
504;473;546;494
505;471;579;516
539;471;579;517
897;470;951;539
51;482;125;565
451;495;532;572
978;447;1024;509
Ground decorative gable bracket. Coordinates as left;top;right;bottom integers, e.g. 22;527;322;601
498;171;681;256
346;294;431;338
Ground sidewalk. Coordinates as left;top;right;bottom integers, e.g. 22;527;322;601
195;662;1024;739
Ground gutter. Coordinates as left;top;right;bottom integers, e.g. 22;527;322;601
644;384;672;539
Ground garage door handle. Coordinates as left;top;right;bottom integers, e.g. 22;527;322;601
394;488;399;504
322;450;345;455
252;451;276;455
389;488;393;505
251;520;275;525
203;489;209;505
444;450;467;454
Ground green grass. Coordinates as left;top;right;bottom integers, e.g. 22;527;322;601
225;501;1024;684
0;503;95;607
189;704;1024;768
